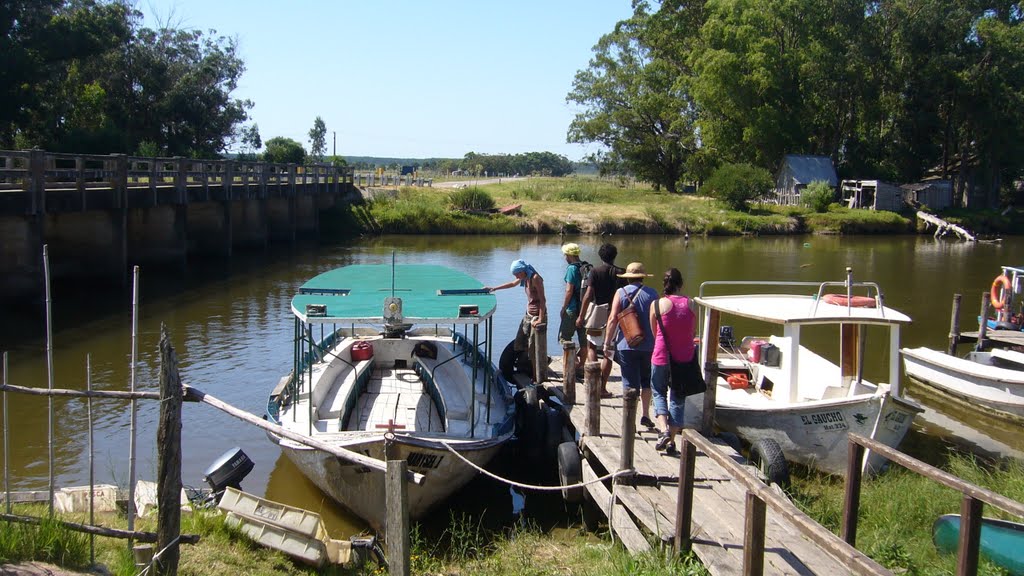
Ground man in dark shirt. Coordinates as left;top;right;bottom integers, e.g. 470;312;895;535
576;243;624;396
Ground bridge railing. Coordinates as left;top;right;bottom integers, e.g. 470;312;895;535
0;149;355;213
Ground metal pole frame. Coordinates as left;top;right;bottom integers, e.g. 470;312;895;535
127;266;140;539
44;245;55;516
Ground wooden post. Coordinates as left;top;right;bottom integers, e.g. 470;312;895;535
701;360;718;436
562;341;576;404
977;292;990;352
619;387;638;472
386;460;410;576
133;544;155;571
584;360;601;436
674;435;696;554
156;324;183;575
531;322;547;384
743;491;766;576
174;157;187;204
841;440;866;545
948;294;962;355
957;496;982;576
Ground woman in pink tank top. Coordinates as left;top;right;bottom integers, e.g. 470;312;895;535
648;268;696;455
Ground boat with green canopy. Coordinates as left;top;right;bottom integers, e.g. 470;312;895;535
266;263;516;531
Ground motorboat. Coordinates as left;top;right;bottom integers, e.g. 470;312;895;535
265;263;516;531
901;346;1024;421
694;270;922;476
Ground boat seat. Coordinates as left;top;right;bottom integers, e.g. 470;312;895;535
415;356;472;421
315;359;372;420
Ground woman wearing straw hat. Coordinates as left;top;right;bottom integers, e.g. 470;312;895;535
603;262;658;430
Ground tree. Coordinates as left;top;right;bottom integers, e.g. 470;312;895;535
567;12;698;193
308;116;327;163
704;163;772;211
238;123;261;160
263;137;306;165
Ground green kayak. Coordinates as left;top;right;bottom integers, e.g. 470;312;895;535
932;514;1024;575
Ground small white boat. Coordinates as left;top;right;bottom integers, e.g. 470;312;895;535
265;263;516;531
901;346;1024;421
695;272;922;476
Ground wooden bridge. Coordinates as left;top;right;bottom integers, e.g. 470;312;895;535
1;149;371;300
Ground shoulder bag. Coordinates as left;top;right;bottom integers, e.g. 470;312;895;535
655;299;706;396
615;287;646;347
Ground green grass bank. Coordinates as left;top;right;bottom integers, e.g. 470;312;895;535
321;177;1022;239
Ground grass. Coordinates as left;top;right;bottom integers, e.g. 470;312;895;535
789;452;1024;575
337;176;931;237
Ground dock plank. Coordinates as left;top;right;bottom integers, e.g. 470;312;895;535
550;359;877;576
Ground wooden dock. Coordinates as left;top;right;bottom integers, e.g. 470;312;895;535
543;358;889;576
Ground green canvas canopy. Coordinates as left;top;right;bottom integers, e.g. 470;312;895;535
290;264;497;325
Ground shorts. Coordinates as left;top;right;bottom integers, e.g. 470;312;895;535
615;349;652;390
513;314;538;352
558;308;585;345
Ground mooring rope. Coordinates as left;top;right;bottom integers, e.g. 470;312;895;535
438;441;631;491
133;535;181;576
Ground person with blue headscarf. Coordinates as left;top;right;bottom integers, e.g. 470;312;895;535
486;259;547;354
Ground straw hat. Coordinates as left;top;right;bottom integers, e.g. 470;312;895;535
561;243;581;256
617;262;653;279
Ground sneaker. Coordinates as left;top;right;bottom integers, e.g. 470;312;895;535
639;416;656;429
665;441;678;456
654;431;672;451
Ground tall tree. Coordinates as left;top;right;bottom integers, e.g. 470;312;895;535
263;136;305;164
308;116;327;163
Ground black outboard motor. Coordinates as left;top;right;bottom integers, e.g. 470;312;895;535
719;325;735;349
203;447;254;503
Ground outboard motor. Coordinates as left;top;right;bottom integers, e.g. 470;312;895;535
203;447;254;503
719;325;735;349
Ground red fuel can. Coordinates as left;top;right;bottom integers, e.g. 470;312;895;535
747;340;766;363
351;341;374;362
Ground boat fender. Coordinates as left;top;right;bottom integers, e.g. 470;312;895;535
821;293;877;308
556;442;584;504
750;438;790;488
991;274;1011;310
411;340;437;360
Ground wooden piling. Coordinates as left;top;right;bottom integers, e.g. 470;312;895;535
977;292;991;351
531;322;548;384
156;324;183;575
619;387;638;472
584;361;601;436
841;441;866;546
386;459;410;576
948;294;962;355
743;492;767;576
701;361;719;436
674;437;697;554
562;341;576;404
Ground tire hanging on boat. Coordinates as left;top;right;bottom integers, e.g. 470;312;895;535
556;442;584;504
750;438;790;488
516;386;545;463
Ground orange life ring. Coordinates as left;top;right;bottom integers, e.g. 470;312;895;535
991;275;1011;310
821;293;877;308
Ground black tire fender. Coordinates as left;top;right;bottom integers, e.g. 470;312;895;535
556;441;584;504
516;386;544;462
543;405;564;461
750;438;790;489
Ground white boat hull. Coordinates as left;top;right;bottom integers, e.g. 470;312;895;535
272;433;507;532
715;390;917;475
901;347;1024;420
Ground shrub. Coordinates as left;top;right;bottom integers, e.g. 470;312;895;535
704;163;773;211
800;180;836;213
448;187;496;212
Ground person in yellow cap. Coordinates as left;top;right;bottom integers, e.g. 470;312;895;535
559;243;588;370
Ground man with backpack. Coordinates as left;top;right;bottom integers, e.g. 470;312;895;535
559;243;589;372
576;243;625;397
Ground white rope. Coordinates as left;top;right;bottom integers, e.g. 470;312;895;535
133;535;181;576
439;441;630;491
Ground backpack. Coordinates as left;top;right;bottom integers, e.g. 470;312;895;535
574;261;594;296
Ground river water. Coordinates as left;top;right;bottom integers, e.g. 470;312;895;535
1;234;1021;535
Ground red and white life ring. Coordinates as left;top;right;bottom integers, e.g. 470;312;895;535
991;275;1011;310
822;293;877;308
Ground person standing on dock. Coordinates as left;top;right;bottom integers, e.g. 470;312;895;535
576;243;624;397
487;259;547;360
603;262;658;429
649;268;697;456
558;243;589;373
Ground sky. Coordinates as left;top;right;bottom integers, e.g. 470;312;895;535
139;1;637;161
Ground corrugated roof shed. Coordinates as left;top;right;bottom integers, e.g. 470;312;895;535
774;155;838;205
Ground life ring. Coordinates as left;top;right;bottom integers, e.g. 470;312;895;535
821;293;877;308
991;275;1011;310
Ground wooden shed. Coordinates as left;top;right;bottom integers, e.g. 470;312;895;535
902;180;953;211
773;155;838;206
840;180;905;212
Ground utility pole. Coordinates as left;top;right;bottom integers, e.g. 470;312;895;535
333;131;336;159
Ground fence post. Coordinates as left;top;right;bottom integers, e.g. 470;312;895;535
156;324;183;575
584;360;601;436
386;459;410;576
562;341;576;404
948;294;962;355
674;433;696;554
742;491;766;576
530;322;547;385
619;387;638;472
701;360;718;436
957;496;982;576
841;439;866;545
976;292;990;351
